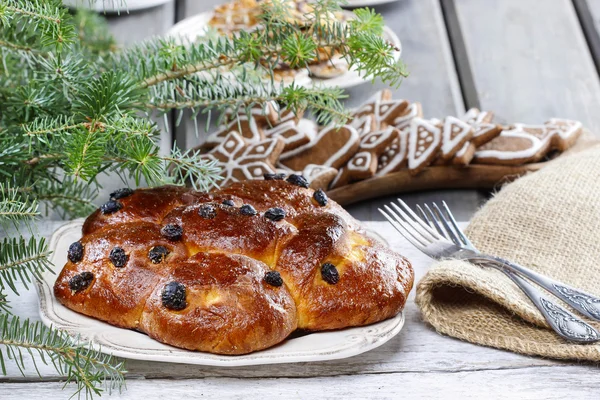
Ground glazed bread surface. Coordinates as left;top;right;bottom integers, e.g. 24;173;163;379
54;178;414;354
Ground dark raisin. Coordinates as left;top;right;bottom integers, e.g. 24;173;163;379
286;174;309;188
264;207;286;221
149;246;169;264
69;271;94;292
161;281;187;310
198;204;217;219
222;199;235;207
321;263;339;284
100;200;122;214
264;271;283;287
109;247;128;268
264;173;286;181
110;188;134;200
313;189;328;206
68;242;84;263
240;204;257;216
161;224;183;241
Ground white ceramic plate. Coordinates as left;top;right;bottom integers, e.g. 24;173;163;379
63;0;171;12
166;11;401;90
36;219;406;366
344;0;401;7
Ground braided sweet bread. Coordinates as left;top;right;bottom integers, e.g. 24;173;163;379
54;176;414;354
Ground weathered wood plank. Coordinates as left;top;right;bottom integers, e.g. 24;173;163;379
454;0;600;133
106;1;176;46
3;366;599;400
573;0;600;77
0;221;560;381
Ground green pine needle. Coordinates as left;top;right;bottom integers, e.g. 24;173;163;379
0;183;39;229
0;315;126;398
0;236;52;295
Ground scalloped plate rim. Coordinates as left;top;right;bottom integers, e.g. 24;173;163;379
36;219;406;366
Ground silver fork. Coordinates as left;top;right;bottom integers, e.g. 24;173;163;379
379;200;600;343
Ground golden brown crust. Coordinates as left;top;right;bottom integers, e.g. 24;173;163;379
54;178;414;354
140;252;297;354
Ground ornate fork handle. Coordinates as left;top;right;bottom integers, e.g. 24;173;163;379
472;254;600;322
500;269;600;343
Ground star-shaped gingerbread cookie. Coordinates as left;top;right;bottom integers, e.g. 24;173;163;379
352;89;409;130
197;131;284;187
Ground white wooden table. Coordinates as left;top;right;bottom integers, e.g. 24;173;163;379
5;0;600;398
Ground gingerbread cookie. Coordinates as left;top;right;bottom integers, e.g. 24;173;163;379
473;124;552;165
440;116;474;161
452;108;502;165
393;102;423;131
375;128;408;176
352;90;409;129
278;124;360;171
198;132;285;187
264;118;317;152
451;142;477;166
301;164;339;189
407;118;442;175
350;114;376;138
545;118;583;151
330;126;399;189
203;103;279;149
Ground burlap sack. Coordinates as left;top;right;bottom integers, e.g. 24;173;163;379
415;143;600;361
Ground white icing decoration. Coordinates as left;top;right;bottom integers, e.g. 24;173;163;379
408;118;441;170
393;103;420;130
455;142;470;158
376;129;408;177
545;118;583;140
441;116;472;158
201;132;282;186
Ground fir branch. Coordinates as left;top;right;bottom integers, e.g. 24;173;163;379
146;75;350;126
63;128;107;181
0;315;126;398
35;177;98;219
0;38;33;53
164;146;223;192
0;236;52;295
0;183;39;227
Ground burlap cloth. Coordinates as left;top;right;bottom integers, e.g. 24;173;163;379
415;143;600;361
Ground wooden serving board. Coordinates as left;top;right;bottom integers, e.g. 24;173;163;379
327;134;599;206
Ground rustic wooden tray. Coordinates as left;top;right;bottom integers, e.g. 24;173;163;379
327;133;599;206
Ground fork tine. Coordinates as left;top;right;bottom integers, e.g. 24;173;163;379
395;199;442;239
422;204;447;238
379;207;430;251
416;205;436;230
390;201;441;244
432;202;463;246
441;201;474;248
382;205;432;248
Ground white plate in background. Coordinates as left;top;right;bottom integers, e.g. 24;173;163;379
343;0;401;7
63;0;171;13
166;11;401;90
